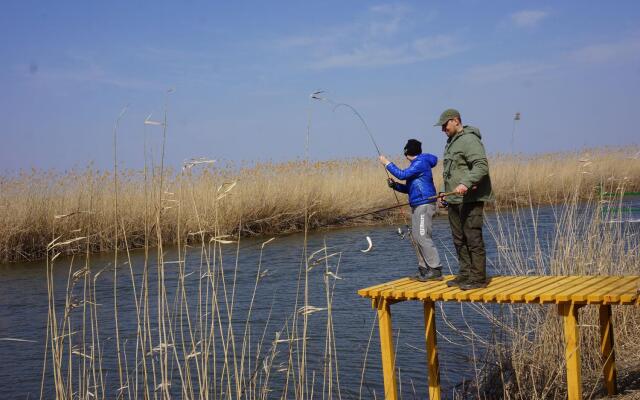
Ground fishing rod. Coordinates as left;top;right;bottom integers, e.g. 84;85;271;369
310;91;402;205
320;191;456;227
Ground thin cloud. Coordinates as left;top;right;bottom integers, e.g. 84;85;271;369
367;4;410;37
312;35;464;69
275;4;463;69
568;36;640;64
465;62;554;84
510;10;548;28
16;62;159;90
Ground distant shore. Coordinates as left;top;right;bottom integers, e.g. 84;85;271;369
1;147;638;263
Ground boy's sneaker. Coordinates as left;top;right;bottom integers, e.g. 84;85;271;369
414;267;443;282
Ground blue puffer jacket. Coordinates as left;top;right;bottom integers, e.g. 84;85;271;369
386;153;438;207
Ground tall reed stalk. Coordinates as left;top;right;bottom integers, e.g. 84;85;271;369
40;106;346;400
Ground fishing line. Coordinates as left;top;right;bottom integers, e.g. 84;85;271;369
310;90;402;206
310;90;442;269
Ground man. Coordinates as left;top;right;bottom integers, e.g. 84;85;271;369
379;139;442;281
435;109;492;290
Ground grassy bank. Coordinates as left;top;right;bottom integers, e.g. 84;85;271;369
1;147;639;263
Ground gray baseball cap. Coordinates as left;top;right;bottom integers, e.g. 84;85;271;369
434;108;461;126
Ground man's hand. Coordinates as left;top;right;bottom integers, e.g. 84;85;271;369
454;184;468;195
387;178;395;188
379;155;390;166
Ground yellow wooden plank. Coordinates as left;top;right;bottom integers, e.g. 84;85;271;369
478;276;532;302
453;276;516;302
367;278;413;297
539;276;601;303
588;277;640;304
523;276;583;303
508;277;571;302
439;284;472;301
494;277;557;302
603;277;640;304
538;275;595;303
389;281;426;299
550;276;606;302
417;284;461;301
410;277;457;300
401;280;448;300
379;280;422;298
358;277;410;297
570;277;622;303
362;277;412;296
618;290;640;304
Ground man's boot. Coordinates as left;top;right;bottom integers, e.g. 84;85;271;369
447;275;468;287
459;280;488;290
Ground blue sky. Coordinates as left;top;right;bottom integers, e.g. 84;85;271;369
1;1;639;171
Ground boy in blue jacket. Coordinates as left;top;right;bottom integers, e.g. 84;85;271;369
379;139;442;281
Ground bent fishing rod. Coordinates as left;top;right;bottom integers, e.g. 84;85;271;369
317;191;456;227
310;91;403;205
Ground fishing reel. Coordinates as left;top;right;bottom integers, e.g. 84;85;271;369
438;192;449;209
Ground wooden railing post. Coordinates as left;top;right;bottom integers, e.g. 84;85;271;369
599;304;618;396
376;297;398;400
559;302;582;400
423;300;441;400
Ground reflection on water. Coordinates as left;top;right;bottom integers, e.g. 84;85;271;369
1;198;638;399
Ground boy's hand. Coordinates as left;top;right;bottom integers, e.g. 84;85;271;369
387;178;395;188
379;155;390;166
437;192;448;208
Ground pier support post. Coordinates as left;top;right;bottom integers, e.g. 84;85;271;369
376;297;398;400
423;301;441;400
559;302;582;400
599;304;618;396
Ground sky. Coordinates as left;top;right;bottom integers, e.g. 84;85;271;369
1;1;639;172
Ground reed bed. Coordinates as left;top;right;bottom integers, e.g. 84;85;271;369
42;155;346;399
2;148;639;263
448;181;640;399
37;150;640;399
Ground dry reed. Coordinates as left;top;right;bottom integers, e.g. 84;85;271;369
36;148;640;399
448;178;640;399
2;147;639;263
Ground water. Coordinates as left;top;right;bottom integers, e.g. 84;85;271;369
1;199;638;399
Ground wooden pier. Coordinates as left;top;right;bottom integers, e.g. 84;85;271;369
358;275;640;400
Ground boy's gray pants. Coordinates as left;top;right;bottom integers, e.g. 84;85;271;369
411;203;441;270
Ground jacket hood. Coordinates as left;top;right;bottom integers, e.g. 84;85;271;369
415;153;438;168
463;125;481;139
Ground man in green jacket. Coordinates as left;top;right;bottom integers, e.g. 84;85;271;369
435;109;492;290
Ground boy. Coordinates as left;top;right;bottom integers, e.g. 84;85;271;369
379;139;442;281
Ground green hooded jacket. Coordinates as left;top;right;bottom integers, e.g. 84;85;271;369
443;125;493;204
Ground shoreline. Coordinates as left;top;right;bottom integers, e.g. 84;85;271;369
1;147;638;263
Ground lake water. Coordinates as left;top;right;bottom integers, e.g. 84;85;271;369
1;199;638;399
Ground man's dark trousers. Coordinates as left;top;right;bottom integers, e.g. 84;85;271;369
447;202;486;283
